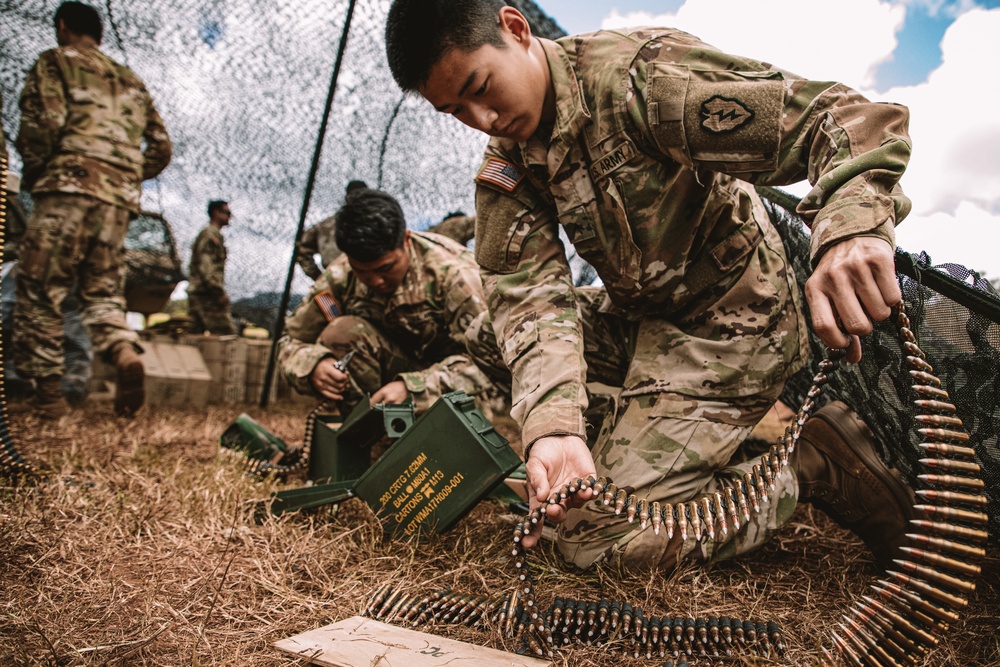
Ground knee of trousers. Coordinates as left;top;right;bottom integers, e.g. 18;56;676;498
317;315;373;350
555;504;688;571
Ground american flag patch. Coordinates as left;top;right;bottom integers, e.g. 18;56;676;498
313;290;341;322
477;157;523;192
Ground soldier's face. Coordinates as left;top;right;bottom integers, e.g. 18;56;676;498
419;9;552;142
348;235;411;295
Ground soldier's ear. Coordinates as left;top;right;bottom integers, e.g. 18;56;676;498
498;6;531;47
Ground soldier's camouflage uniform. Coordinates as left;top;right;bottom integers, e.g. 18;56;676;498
474;28;911;569
426;213;476;246
278;231;503;415
295;215;341;281
188;224;235;335
14;44;172;380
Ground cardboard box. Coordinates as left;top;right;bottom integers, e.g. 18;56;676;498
181;334;252;404
245;380;277;405
90;341;211;407
184;334;247;365
142;341;212;407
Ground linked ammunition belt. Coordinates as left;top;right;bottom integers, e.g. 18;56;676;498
0;154;38;480
238;399;332;478
510;303;986;665
362;584;782;661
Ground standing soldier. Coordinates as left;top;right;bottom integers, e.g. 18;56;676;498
187;200;236;335
294;180;368;280
14;1;172;418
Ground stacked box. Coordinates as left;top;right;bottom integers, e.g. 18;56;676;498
183;334;247;404
89;341;211;407
244;339;277;404
149;341;213;406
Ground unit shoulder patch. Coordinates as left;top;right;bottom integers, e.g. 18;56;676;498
476;157;524;192
699;95;755;134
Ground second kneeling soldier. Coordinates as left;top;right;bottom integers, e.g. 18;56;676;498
278;188;502;416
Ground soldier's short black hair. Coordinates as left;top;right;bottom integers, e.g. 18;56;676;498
54;2;103;44
335;189;407;262
385;0;508;92
346;180;368;194
207;200;229;217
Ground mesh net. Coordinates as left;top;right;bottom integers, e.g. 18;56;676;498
0;0;566;330
760;187;1000;542
2;4;998;540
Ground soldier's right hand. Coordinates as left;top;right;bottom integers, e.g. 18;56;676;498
520;434;597;549
310;357;350;400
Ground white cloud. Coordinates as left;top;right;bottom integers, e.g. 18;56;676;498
601;1;1000;278
871;7;1000;276
601;0;904;90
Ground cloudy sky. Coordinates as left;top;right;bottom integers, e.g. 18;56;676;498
535;0;1000;279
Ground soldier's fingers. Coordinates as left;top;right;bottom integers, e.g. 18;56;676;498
845;334;862;364
805;287;850;351
525;457;551;506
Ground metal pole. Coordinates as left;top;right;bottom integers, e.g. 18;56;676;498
261;0;359;407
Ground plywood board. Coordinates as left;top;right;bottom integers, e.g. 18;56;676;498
273;615;551;667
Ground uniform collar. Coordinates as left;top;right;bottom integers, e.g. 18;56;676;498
515;38;591;176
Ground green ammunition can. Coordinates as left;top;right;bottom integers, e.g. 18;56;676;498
220;413;289;461
353;391;521;537
308;397;414;483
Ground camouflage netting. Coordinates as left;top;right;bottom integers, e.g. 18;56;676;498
2;2;998;541
759;187;1000;542
0;0;566;330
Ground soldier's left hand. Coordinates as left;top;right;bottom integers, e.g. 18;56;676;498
805;236;900;363
371;380;408;405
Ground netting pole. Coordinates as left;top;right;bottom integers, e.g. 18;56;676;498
260;0;359;407
376;97;405;188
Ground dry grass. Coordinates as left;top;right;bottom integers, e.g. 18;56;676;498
1;399;997;666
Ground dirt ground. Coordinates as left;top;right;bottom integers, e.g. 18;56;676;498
1;398;997;666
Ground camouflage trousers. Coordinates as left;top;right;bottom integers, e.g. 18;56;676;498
188;290;236;335
316;315;502;416
552;294;799;571
557;385;798;571
13;193;138;379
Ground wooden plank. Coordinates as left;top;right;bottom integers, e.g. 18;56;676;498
273;615;551;667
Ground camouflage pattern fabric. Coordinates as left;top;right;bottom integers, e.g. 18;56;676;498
187;291;235;336
187;224;234;334
278;231;502;414
3;265;94;400
558;385;795;569
16;45;172;213
426;213;475;246
1;195;27;265
12;193;138;379
295;214;341;280
473;28;911;569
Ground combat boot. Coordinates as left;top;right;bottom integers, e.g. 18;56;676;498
793;400;916;567
31;376;69;419
110;342;144;416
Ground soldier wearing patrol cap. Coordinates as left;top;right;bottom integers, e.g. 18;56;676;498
14;1;172;418
386;0;916;570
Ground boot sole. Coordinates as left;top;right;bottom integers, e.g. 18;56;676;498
115;360;145;416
